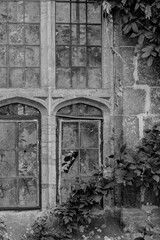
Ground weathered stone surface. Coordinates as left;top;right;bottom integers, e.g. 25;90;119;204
121;47;135;86
123;116;139;148
123;88;146;115
0;212;38;240
151;208;160;225
138;59;160;86
151;88;160;114
112;116;123;152
143;115;160;129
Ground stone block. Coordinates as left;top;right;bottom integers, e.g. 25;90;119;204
151;88;160;114
112;115;123;152
121;47;135;86
123;88;146;115
123;116;139;148
143;115;160;129
138;58;160;86
150;208;160;225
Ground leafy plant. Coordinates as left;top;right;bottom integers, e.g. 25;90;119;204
0;219;8;240
114;124;160;204
93;0;160;66
23;172;114;240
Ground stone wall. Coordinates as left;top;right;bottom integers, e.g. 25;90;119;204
113;12;160;236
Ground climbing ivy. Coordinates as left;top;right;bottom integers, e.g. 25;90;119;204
95;0;160;66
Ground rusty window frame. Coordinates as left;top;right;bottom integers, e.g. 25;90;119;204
0;104;41;210
0;0;41;88
55;0;102;88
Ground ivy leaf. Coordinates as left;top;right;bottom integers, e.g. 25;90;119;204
153;175;160;182
145;5;152;19
123;24;131;34
141;52;151;58
132;22;138;33
138;34;145;44
122;0;127;5
155;169;160;174
134;169;141;176
79;225;85;233
147;56;154;66
144;129;151;133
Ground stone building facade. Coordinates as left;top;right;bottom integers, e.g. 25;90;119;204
0;0;160;239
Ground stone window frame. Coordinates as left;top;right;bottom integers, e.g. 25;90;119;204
53;97;111;204
0;102;41;210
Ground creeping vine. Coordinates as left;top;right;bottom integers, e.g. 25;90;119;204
94;0;160;66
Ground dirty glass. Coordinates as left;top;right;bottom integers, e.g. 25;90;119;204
62;122;79;148
9;46;25;66
59;119;101;203
88;68;102;88
72;68;86;88
56;0;101;89
57;103;102;117
56;3;70;23
19;178;38;206
0;104;40;209
72;25;86;45
80;122;98;148
0;46;6;66
56;46;70;67
88;47;101;67
0;69;7;87
80;149;98;174
56;24;70;45
71;3;86;23
87;25;101;45
72;47;86;66
25;47;40;67
0;179;17;207
0;24;7;44
56;68;71;88
9;24;24;44
0;2;7;22
0;0;40;88
87;3;101;23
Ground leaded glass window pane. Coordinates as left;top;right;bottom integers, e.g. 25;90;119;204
0;0;40;88
57;104;102;203
0;103;40;209
56;0;102;89
59;119;101;203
